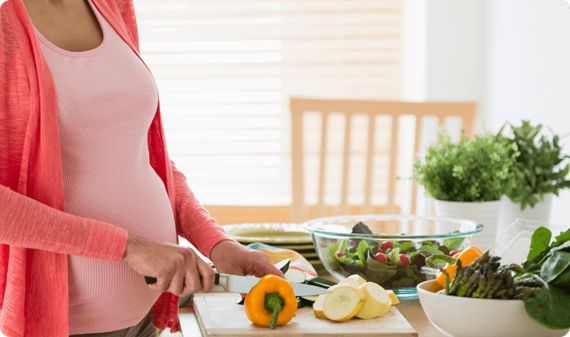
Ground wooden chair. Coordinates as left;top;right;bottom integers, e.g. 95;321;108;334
290;97;477;223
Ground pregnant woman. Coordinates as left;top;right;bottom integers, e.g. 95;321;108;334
0;0;283;336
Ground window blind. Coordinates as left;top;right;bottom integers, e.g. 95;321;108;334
134;0;403;207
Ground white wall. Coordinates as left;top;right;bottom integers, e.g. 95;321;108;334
426;0;570;226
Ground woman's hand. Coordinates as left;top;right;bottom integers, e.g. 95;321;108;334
209;240;285;278
122;233;215;297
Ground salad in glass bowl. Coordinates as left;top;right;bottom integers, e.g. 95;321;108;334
303;215;483;298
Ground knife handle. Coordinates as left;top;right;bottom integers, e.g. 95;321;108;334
144;271;220;286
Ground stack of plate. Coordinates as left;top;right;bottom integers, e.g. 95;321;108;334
221;223;326;275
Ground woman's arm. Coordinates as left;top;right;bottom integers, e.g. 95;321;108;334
0;184;127;262
170;160;232;258
0;184;217;295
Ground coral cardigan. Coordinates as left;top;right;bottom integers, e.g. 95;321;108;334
0;0;230;336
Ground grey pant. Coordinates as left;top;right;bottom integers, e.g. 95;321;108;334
69;310;156;337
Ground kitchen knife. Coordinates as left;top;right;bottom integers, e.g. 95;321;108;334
144;272;330;296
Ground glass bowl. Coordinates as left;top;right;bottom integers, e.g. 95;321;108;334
303;214;483;299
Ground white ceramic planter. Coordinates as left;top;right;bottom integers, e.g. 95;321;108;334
498;193;553;239
433;199;502;251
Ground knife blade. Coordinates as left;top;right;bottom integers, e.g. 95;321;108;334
144;272;330;296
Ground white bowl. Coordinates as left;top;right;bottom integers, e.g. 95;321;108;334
417;280;570;337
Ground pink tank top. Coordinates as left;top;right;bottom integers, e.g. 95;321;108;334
35;0;178;334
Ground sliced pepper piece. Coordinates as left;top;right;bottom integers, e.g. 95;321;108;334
436;246;483;287
244;274;298;329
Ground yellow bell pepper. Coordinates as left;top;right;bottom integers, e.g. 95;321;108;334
244;274;298;329
436;246;483;287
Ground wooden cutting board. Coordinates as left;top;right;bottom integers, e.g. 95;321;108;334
193;293;418;337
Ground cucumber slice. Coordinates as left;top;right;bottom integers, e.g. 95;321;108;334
285;268;306;283
300;295;319;303
274;258;291;274
305;276;337;289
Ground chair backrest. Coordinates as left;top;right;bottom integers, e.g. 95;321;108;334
290;98;477;223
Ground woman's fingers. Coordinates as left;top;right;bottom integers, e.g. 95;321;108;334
124;233;215;296
197;259;216;293
181;263;201;296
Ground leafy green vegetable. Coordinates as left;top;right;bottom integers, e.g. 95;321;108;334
519;227;570;329
352;221;373;234
552;268;570;286
391;248;401;264
336;256;352;265
338;240;348;253
365;257;398;284
413;130;518;202
540;251;570;283
399;242;415;252
527;227;552;262
443;233;465;251
426;254;457;266
418;245;443;256
356;240;368;264
523;276;570;329
553;228;570;248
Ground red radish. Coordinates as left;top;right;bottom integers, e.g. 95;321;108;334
336;251;345;258
399;254;409;266
450;250;460;257
380;241;393;251
374;253;388;262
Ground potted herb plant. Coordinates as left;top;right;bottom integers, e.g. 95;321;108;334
413;131;519;250
497;121;570;235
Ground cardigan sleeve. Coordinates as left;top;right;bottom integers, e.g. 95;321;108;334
170;160;233;259
0;185;128;262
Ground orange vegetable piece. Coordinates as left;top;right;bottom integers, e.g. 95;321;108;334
244;274;298;329
436;246;483;287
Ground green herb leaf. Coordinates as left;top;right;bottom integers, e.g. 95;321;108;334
523;278;570;329
527;227;552;262
413;130;519;202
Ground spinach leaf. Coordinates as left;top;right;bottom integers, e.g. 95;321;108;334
553;227;570;248
356;240;368;264
527;226;552;262
552;268;570;286
551;240;570;253
522;260;542;274
523;278;570;329
540;251;570;283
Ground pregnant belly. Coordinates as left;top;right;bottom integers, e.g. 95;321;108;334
64;169;178;334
